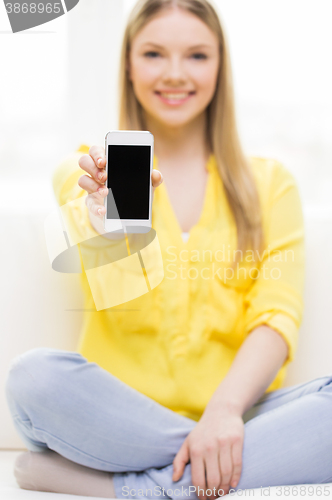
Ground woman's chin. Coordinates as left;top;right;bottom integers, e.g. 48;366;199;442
152;114;199;130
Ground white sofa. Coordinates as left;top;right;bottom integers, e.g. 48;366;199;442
1;189;332;494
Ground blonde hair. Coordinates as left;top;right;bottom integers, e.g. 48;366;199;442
118;0;264;263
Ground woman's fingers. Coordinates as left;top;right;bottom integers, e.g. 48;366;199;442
85;192;106;217
89;145;106;169
190;449;207;500
78;154;106;185
78;174;108;194
204;446;221;498
78;145;106;185
172;439;190;482
218;442;233;494
229;439;243;489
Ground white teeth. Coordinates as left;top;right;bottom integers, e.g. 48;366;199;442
159;92;191;99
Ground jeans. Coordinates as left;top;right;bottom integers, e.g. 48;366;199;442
4;347;332;499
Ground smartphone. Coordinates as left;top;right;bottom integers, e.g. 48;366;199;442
104;130;154;234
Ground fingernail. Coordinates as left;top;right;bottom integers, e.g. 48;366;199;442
98;187;105;195
98;171;105;180
97;158;103;166
98;208;103;215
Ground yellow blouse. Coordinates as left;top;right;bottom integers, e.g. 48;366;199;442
52;144;305;422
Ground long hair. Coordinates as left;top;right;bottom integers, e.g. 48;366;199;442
117;0;264;263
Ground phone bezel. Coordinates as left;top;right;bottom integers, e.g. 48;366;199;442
104;130;154;234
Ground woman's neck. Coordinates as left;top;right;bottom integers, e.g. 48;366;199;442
144;111;210;168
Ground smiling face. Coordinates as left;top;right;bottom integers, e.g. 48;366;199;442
128;7;220;129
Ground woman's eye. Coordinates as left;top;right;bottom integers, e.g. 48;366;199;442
144;51;160;58
191;53;207;60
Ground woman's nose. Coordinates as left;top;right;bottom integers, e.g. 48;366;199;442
162;56;187;83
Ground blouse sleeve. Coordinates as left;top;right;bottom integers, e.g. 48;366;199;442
243;160;306;368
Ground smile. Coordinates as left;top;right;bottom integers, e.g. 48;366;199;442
154;91;195;105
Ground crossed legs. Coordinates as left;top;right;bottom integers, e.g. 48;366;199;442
5;347;332;499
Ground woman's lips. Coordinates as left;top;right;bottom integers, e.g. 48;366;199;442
154;91;195;106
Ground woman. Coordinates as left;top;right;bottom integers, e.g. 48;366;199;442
6;0;332;498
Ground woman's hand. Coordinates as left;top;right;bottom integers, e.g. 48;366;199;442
78;145;163;219
172;406;244;499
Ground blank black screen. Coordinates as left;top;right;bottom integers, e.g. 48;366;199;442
106;144;151;220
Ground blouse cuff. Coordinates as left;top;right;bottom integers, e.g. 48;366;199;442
245;311;299;367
